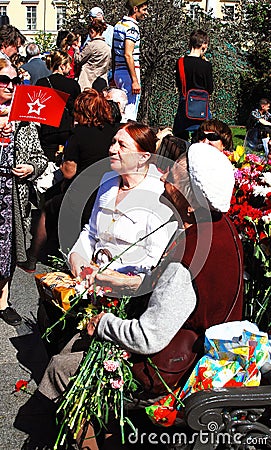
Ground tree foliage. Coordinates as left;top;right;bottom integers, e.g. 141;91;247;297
238;0;271;122
63;0;270;127
34;31;56;53
139;1;248;126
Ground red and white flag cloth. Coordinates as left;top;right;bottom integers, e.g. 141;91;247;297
8;85;70;127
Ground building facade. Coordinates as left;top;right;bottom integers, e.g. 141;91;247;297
175;0;240;20
0;0;240;45
0;0;67;41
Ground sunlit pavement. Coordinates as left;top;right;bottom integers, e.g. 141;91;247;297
0;263;50;449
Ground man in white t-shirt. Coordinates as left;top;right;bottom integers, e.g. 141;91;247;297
112;0;148;121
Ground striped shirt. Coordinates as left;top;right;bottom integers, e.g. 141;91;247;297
113;15;140;70
251;108;271;122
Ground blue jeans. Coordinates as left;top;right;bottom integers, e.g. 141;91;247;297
114;68;141;121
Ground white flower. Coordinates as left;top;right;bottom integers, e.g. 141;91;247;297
252;185;271;198
262;213;271;224
261;172;271;187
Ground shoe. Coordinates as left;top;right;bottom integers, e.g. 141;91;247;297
17;258;37;273
0;306;22;326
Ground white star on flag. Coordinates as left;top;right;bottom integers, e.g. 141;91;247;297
27;98;46;115
9;85;69;126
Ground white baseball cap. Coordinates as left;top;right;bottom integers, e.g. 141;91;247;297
89;7;104;18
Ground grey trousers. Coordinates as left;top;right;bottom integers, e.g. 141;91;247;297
38;333;85;402
38;331;166;409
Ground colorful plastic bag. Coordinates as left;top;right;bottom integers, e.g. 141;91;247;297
146;321;270;426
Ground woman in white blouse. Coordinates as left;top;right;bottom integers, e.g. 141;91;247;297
69;122;177;285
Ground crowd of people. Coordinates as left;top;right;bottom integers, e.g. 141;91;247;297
0;1;269;449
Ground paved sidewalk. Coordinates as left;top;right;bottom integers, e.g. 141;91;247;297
0;263;50;450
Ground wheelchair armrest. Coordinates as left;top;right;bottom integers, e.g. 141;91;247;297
184;386;271;431
181;386;271;450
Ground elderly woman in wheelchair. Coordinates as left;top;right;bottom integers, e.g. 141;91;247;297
32;140;254;450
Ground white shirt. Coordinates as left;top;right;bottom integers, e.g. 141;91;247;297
69;164;177;274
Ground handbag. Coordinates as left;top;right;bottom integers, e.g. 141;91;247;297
178;57;209;120
123;291;200;396
131;327;201;396
186;89;209;120
33;161;63;194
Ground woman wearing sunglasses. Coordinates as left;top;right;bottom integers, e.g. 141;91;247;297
0;58;47;326
197;118;233;152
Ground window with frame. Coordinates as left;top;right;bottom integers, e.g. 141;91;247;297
26;5;37;30
223;4;235;20
0;6;7;16
56;6;66;30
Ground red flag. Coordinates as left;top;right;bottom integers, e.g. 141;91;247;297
8;85;70;127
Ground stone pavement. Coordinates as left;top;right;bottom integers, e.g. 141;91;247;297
0;263;50;450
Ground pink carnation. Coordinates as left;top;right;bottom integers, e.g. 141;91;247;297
103;360;120;372
234;169;243;182
110;377;124;389
246;153;262;164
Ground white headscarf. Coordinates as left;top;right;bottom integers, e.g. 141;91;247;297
188;143;235;212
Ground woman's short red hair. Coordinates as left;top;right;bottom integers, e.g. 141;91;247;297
121;122;157;154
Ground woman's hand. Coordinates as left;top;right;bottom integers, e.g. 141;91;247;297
69;252;90;278
60;160;77;179
12;164;34;178
87;312;105;336
81;264;99;288
95;269;142;297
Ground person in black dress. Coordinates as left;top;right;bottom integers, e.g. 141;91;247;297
18;89;119;272
35;50;81;162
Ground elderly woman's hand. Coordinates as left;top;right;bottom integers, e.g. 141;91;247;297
69;252;90;278
87;312;106;336
12;164;34;178
95;269;142;297
81;265;99;288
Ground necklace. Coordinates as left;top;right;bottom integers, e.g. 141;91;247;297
112;210;121;222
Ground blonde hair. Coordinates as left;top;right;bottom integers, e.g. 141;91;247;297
0;58;10;71
49;50;72;72
60;32;80;52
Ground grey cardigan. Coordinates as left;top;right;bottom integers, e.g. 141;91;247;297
98;262;197;355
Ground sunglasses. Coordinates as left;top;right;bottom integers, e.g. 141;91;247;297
0;75;21;87
198;131;221;142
